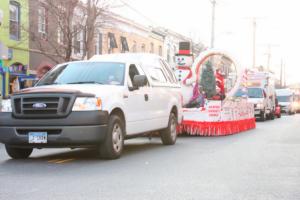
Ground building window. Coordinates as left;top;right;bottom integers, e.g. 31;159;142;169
94;32;103;55
57;17;64;44
150;43;154;53
38;6;47;35
141;44;146;52
9;1;20;40
57;28;63;44
74;25;84;55
132;41;137;52
158;45;162;56
108;32;117;53
121;36;129;53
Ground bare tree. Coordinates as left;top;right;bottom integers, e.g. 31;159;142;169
81;0;111;59
28;0;114;64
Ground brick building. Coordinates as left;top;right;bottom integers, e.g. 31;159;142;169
97;14;164;56
27;0;203;78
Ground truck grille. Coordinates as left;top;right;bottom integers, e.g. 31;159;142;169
12;94;75;119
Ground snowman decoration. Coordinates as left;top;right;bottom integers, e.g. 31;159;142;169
174;42;196;105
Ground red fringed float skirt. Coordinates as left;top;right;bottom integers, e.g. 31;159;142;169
178;118;256;136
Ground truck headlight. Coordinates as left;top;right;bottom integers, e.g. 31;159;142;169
256;103;264;109
1;99;12;112
72;97;102;111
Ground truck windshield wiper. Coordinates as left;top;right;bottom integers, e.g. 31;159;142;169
66;81;104;85
37;82;60;86
248;96;260;98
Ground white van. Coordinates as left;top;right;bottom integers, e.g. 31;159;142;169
0;53;183;159
276;88;296;114
235;71;276;121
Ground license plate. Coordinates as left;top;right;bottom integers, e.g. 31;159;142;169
28;132;47;144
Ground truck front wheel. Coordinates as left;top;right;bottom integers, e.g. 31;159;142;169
270;111;275;120
5;145;33;159
260;111;266;121
98;115;124;159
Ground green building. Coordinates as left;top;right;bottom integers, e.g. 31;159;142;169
0;0;30;97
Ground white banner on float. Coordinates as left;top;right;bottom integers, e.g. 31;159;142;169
182;99;254;122
206;101;222;121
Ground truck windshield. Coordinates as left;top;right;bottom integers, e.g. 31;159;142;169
277;96;292;102
235;88;263;98
37;62;125;86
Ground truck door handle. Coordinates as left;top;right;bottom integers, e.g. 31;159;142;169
144;94;149;101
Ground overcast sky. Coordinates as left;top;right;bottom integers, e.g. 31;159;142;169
112;0;300;84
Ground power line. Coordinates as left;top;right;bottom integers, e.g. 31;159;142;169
117;0;157;25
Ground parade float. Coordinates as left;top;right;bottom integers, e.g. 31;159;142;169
175;43;255;136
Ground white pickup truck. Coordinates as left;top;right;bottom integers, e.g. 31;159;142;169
0;53;183;159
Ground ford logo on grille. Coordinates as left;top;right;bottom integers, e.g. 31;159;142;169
32;103;47;109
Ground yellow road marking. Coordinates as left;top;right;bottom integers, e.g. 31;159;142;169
54;158;75;164
47;158;76;164
48;159;63;163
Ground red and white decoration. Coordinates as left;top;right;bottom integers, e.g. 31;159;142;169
178;50;256;136
178;99;255;136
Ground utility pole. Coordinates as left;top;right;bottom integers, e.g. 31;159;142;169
280;59;283;88
210;0;216;48
252;18;256;69
264;44;279;72
284;63;286;88
266;44;271;71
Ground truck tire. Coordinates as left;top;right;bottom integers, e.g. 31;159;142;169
98;115;124;159
260;111;266;121
5;145;33;159
270;111;275;120
160;112;177;145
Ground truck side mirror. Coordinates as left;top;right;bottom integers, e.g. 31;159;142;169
263;91;267;98
129;75;148;91
133;75;148;88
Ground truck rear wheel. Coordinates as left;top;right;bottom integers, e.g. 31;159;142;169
160;112;177;145
270;111;275;120
260;111;266;121
98;114;124;159
5;145;33;159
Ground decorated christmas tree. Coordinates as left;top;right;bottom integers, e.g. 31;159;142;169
200;60;216;98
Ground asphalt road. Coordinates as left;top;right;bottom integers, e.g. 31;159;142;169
0;114;300;200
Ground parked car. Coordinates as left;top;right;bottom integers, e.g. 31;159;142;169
276;88;297;115
294;94;300;113
0;53;183;159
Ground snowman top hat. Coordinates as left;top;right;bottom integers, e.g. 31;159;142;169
176;42;193;56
